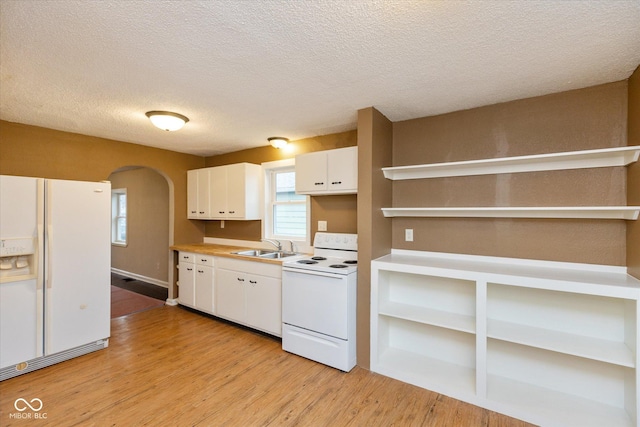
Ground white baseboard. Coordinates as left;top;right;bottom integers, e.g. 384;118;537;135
110;268;169;288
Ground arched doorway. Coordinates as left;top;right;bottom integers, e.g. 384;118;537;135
108;166;175;302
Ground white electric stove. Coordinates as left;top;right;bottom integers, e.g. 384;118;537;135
282;232;358;372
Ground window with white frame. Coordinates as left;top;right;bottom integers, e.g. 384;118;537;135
263;160;309;245
111;188;127;246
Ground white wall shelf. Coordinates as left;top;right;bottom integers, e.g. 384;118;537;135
371;250;640;427
382;145;640;180
381;206;640;220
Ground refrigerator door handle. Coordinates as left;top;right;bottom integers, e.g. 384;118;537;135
37;178;45;357
46;181;53;289
37;179;45;292
46;227;53;289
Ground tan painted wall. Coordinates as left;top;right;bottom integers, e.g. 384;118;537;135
0;120;205;297
628;66;640;279
357;107;393;369
203;131;358;240
391;82;629;265
109;167;170;283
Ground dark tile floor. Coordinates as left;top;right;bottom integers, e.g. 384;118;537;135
110;273;168;301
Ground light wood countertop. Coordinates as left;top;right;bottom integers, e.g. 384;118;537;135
170;243;307;265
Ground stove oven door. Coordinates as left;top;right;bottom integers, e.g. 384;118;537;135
282;268;348;339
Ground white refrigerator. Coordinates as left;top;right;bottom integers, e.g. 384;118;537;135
0;175;111;380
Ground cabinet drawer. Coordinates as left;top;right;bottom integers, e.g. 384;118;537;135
179;252;195;263
196;254;215;266
216;257;281;278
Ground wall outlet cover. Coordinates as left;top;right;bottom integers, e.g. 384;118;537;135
405;228;414;242
318;220;327;231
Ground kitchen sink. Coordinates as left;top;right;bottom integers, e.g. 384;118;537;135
232;249;299;259
232;249;276;257
258;251;298;259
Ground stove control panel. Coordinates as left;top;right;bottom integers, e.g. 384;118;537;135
313;233;357;251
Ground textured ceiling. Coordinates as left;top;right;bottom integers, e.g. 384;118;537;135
1;0;639;157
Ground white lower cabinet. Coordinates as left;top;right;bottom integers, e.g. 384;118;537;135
178;252;215;314
371;250;640;427
216;257;282;337
178;252;196;308
194;254;215;314
216;268;246;323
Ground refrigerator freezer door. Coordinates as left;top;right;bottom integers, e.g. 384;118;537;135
45;179;111;355
0;175;44;368
0;278;40;368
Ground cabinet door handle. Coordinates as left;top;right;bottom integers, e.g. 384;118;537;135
332;181;342;185
249;280;257;284
229;211;235;214
186;267;193;271
237;277;244;282
219;211;225;214
315;182;324;186
197;269;204;273
190;210;196;214
199;211;205;214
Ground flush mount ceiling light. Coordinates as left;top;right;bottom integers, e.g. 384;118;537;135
145;111;189;131
268;137;289;149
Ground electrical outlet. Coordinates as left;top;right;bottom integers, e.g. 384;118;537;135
318;220;327;231
405;228;414;242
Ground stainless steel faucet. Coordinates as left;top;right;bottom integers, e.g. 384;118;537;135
262;239;282;251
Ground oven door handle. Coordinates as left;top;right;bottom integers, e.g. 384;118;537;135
283;267;347;278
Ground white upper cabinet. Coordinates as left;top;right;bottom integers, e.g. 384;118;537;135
187;169;212;219
187;170;198;218
187;163;262;220
209;166;228;218
295;146;357;195
224;163;260;219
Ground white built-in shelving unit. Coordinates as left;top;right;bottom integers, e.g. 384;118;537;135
381;145;640;220
371;250;640;427
375;145;640;424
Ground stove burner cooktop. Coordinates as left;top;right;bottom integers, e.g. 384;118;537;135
311;256;327;261
297;259;318;265
343;260;357;265
329;264;348;268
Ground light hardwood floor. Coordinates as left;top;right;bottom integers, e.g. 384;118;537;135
0;306;534;426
